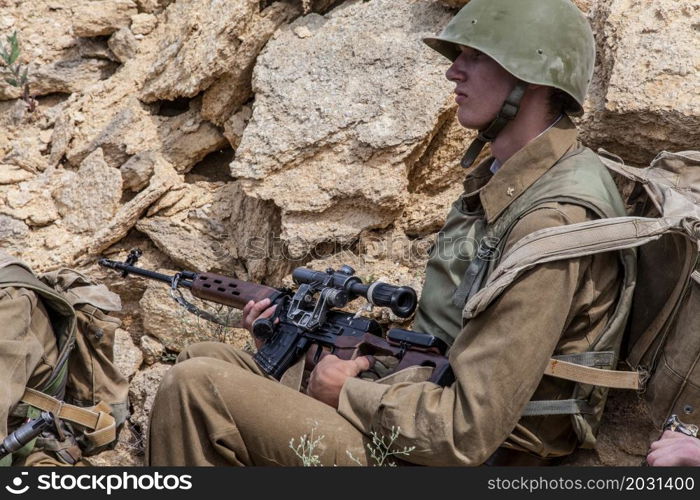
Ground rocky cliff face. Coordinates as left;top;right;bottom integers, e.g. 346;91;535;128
0;0;695;465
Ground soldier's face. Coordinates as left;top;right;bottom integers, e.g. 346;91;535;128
446;46;519;130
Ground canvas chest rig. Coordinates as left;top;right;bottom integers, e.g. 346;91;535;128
413;147;637;445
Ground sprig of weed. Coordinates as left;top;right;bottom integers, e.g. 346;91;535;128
0;31;37;112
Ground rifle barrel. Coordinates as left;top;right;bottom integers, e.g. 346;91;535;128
98;259;193;288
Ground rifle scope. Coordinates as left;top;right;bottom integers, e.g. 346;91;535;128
292;267;417;318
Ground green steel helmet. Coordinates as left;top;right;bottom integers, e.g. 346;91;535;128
424;0;595;116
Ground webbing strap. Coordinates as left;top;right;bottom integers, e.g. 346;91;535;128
464;216;698;319
21;389;116;448
522;399;592;416
543;358;640;390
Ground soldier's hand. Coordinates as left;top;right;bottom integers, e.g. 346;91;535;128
241;298;278;349
307;354;374;409
647;431;700;466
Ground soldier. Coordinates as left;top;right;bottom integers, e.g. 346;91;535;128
148;0;632;466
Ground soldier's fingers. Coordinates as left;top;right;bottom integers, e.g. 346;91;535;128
242;300;254;316
353;356;374;372
258;305;277;319
660;430;689;440
251;298;272;315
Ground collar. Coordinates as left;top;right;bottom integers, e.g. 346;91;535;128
476;115;579;223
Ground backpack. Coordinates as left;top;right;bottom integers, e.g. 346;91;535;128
463;150;700;430
0;258;129;465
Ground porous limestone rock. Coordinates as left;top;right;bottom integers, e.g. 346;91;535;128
200;1;301;126
53;148;123;233
0;170;61;227
137;181;288;281
140;335;165;365
582;0;700;164
108;27;139;63
128;362;170;437
231;0;455;259
114;327;143;379
139;0;259;102
86;153;179;255
130;13;157;36
72;0;138;38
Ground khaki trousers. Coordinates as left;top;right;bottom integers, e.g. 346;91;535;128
147;342;374;466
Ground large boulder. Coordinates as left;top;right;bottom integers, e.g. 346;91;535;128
582;0;700;164
231;0;455;259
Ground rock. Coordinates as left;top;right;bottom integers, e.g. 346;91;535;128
130;13;157;35
407;108;476;196
139;0;259;102
113;327;143;379
48;112;75;167
0;215;29;244
27;59;118;98
120;151;158;191
582;0;700;164
230;0;454;259
72;0;138;37
53;148;123;233
1;171;61;227
86;155;178;256
108;26;138;63
140;335;165;365
223;105;252;150
137;181;286;281
134;0;173;14
159;98;228;173
0;165;34;185
128;362;170;437
200;1;301;125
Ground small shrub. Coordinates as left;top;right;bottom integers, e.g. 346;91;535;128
0;31;37;112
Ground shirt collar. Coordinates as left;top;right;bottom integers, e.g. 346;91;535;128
475;114;579;223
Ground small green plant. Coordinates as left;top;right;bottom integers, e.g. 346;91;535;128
289;425;324;467
0;31;37;112
347;426;415;467
290;425;414;466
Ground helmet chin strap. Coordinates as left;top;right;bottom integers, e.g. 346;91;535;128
460;81;528;168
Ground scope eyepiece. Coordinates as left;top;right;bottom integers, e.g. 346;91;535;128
365;282;417;318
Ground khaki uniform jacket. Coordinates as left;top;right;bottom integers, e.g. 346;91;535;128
337;118;621;465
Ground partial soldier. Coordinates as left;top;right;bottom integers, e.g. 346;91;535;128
148;0;633;466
